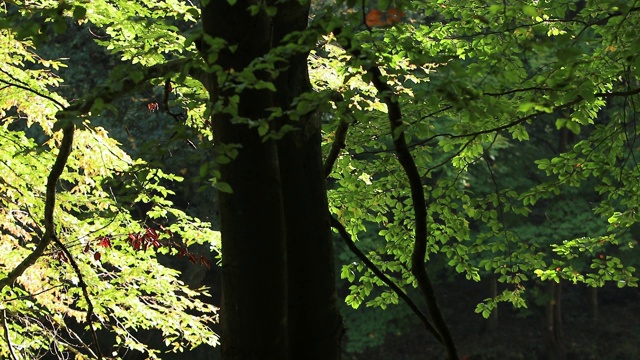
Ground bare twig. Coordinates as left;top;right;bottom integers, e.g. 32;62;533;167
1;310;19;360
51;238;103;359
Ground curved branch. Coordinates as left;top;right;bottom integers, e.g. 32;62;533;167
322;86;443;343
0;124;74;290
1;310;19;360
0;69;66;110
329;216;442;343
52;237;103;359
367;65;459;359
323;119;350;176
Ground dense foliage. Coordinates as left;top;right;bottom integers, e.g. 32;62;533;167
1;0;640;359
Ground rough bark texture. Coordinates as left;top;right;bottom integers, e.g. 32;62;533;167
272;4;343;359
201;2;342;359
202;3;288;359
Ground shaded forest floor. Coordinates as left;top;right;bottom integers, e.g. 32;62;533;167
346;277;640;360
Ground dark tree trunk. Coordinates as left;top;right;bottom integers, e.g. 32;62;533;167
488;275;498;331
544;281;565;360
202;2;288;359
589;286;598;321
272;4;343;359
201;2;342;359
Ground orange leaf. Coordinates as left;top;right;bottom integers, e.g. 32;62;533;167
365;9;385;27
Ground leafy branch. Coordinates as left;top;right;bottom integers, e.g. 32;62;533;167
329;216;443;344
324;119;350;177
368;64;461;358
0;124;74;290
323;97;443;344
51;236;103;359
0;58;194;359
1;310;19;360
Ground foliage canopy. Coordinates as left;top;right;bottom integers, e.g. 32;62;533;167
1;0;640;358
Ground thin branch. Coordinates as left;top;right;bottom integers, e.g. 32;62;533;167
0;69;66;110
367;64;459;359
322;88;442;342
1;310;19;360
323;119;349;176
1;284;65;302
425;135;478;175
51;237;103;359
596;87;640;98
0;124;74;290
329;216;443;344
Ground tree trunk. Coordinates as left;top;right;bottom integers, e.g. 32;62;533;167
201;2;342;359
544;281;565;360
272;5;343;359
488;275;498;331
202;3;288;360
589;286;598;321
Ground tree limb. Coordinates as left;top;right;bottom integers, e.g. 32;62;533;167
323;119;350;177
329;216;443;344
0;124;74;290
322;95;443;343
51;237;103;359
367;64;459;359
1;310;19;360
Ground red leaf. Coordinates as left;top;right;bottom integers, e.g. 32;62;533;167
365;9;385;27
84;243;91;253
146;227;158;241
53;250;68;263
94;252;101;261
200;256;211;269
97;236;111;248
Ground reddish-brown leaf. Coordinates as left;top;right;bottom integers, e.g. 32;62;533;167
200;256;211;269
365;9;385;27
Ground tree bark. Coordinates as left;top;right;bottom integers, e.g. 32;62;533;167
201;2;342;359
488;275;498;331
544;281;565;360
589;286;598;321
202;3;288;359
272;4;343;359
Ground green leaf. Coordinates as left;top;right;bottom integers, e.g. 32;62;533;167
216;182;234;193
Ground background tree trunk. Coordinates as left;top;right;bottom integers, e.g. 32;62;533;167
272;4;343;359
202;2;342;359
202;2;288;359
545;281;565;360
488;275;498;331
